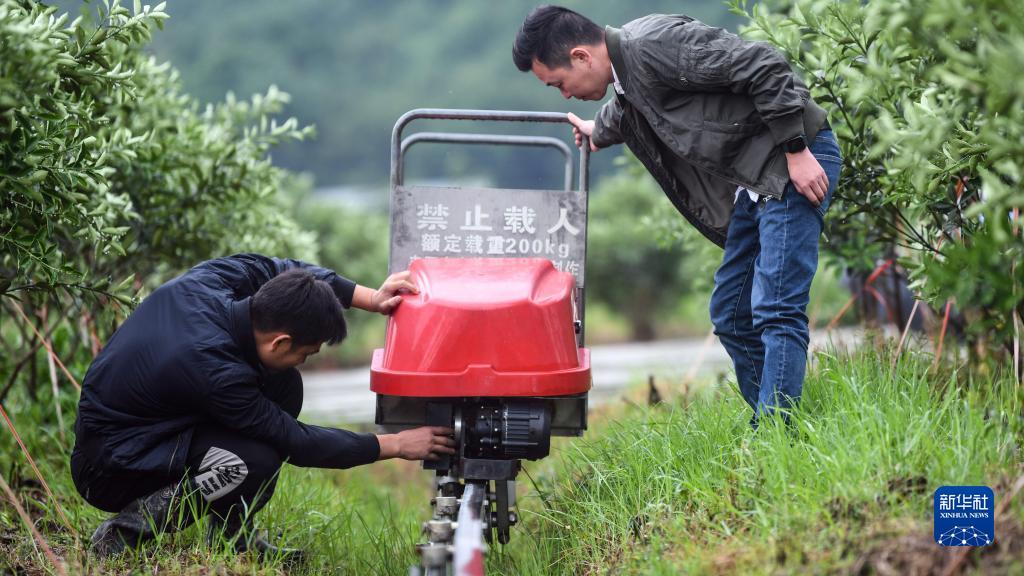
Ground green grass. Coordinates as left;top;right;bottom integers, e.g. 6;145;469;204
487;346;1023;575
2;346;1022;574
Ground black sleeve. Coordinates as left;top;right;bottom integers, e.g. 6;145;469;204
593;97;625;149
203;373;380;469
641;20;808;145
190;253;357;308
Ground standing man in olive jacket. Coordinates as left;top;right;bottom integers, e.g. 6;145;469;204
513;6;843;425
72;253;455;559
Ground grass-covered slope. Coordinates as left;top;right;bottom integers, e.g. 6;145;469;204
2;347;1021;574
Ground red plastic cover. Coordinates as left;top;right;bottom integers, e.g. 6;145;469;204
370;258;591;397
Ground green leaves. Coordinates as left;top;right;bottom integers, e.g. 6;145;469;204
732;0;1024;350
1;0;314;345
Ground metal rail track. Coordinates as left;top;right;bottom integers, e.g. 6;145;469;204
412;478;489;576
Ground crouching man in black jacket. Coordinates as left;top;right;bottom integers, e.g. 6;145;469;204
71;253;455;560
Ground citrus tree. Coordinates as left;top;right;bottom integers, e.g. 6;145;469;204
1;0;316;400
732;0;1023;371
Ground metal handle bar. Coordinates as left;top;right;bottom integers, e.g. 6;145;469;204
400;132;573;192
390;108;590;193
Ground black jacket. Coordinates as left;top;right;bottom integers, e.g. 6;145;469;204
72;254;380;478
592;16;828;246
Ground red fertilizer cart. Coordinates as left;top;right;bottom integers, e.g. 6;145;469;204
371;109;592;574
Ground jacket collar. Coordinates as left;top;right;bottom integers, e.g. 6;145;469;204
229;297;263;372
605;26;629;93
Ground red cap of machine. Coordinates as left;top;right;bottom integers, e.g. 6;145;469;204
370;258;591;397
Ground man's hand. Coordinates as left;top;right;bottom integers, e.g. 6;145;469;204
567;112;598;152
377;426;456;461
786;149;828;207
353;270;419;315
371;270;418;314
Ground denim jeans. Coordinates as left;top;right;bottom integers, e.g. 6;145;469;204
709;130;842;424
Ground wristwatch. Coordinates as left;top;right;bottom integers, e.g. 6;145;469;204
783;134;807;154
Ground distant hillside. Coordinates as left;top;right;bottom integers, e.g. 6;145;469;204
56;1;741;191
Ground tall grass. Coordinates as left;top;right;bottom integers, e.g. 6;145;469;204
1;346;1021;574
488;347;1023;574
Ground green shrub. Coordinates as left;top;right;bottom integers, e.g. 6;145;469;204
732;0;1024;362
1;0;316;398
587;154;719;341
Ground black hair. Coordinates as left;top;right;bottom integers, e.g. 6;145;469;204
251;269;347;346
513;5;604;72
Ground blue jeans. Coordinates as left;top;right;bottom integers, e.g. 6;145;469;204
709;130;842;424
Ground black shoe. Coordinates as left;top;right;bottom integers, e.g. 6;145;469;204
89;482;193;558
89;518;133;557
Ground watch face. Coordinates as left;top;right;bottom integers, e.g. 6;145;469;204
785;136;807;153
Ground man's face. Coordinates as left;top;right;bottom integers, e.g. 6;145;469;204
531;51;609;101
258;336;323;372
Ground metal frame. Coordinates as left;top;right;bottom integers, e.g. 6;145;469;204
390;108;590;193
400;132;574;192
389;108;592;345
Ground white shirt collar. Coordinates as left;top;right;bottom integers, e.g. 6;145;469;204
611;62;625;95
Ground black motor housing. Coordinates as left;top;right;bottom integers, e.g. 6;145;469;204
464;401;551;460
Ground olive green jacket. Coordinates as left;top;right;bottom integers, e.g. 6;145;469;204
592;15;828;246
